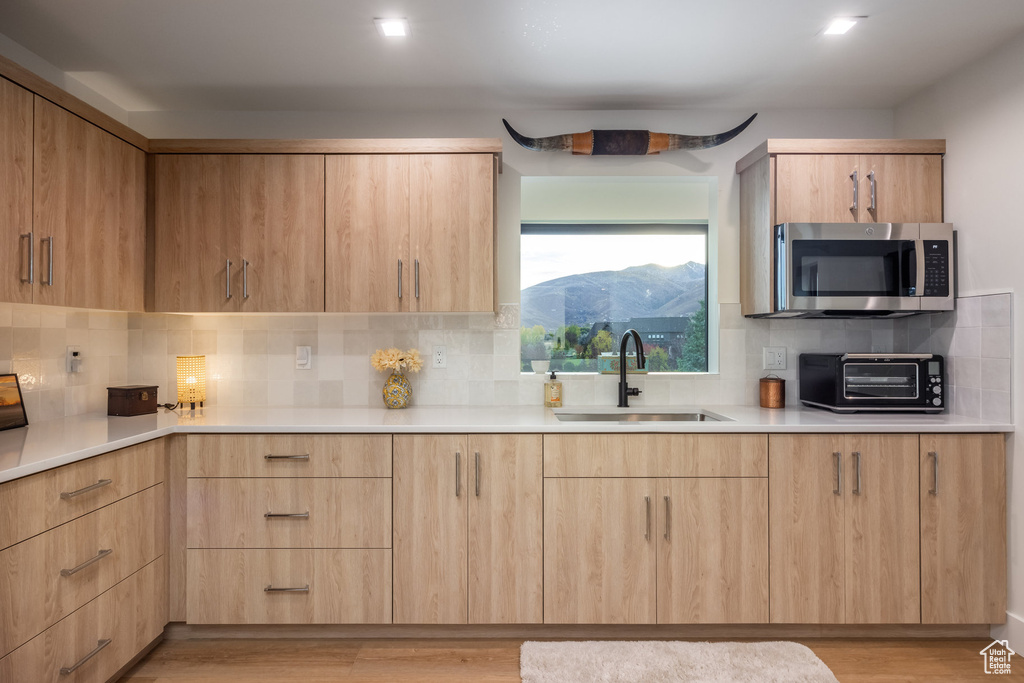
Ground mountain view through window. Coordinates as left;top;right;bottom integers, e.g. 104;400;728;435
520;227;708;373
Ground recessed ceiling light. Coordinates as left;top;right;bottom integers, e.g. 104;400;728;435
374;17;410;38
824;17;861;35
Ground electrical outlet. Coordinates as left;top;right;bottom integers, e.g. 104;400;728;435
295;346;312;370
433;345;447;369
763;347;786;370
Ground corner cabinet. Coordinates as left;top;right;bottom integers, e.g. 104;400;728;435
392;434;543;624
737;139;945;316
152;154;326;312
326;153;496;313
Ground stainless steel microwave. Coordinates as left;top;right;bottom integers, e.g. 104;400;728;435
746;223;955;318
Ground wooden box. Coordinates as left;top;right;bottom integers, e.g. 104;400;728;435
107;385;158;416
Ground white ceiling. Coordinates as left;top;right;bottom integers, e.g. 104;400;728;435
1;0;1024;113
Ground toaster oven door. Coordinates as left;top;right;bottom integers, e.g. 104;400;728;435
843;363;920;400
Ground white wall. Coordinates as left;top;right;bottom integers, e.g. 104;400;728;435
895;32;1024;650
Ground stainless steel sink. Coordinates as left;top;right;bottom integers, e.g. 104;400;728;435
553;409;730;423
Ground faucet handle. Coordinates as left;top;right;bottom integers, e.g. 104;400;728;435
626;387;641;397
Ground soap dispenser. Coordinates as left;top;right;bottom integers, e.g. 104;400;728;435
544;371;562;408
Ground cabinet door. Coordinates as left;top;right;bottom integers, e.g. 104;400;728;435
769;434;845;623
657;478;768;624
393;435;468;624
153;155;241;312
844;435;920;624
33;97;145;310
325;154;409;312
0;78;33;304
860;154;943;223
544;478;657;624
775;154;860;224
410;154;494;312
921;434;1006;624
237;155;325;312
467;434;543;624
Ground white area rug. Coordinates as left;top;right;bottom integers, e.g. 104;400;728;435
520;641;839;683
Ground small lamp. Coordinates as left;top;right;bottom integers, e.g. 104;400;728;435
176;355;206;409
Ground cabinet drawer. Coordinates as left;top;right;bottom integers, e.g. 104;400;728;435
0;484;165;657
0;557;167;683
0;439;165;550
187;549;391;624
187;478;391;548
187;434;391;477
544;434;768;478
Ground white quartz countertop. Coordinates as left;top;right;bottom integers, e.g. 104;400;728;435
0;404;1012;484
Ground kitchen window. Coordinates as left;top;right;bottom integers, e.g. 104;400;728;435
519;176;718;374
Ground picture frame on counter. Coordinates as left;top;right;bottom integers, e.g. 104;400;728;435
0;374;29;431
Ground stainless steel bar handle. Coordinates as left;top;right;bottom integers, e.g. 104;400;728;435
43;235;54;286
928;451;939;495
242;259;250;299
644;496;651;541
867;171;877;212
61;548;113;577
914;239;926;297
397;259;403;299
853;451;862;495
264;511;310;518
264;454;310;460
833;452;842;495
850;171;859;211
415;259;420;299
20;232;34;284
474;451;480;497
455;451;461;497
61;479;113;500
225;258;233;299
264;584;310;592
663;496;671;541
60;639;112;675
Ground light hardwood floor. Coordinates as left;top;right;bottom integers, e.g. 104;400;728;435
119;638;1014;682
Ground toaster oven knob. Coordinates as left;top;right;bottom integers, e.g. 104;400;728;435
932;385;942;395
932;397;942;406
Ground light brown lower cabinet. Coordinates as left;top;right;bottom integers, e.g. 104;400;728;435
0;558;166;683
544;476;768;625
921;434;1006;624
187;549;391;624
393;434;543;624
0;484;165;657
769;434;920;624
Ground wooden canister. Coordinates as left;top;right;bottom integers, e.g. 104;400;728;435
759;376;785;409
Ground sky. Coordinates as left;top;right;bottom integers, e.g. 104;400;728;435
520;234;707;289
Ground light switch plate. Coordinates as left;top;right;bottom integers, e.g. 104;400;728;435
763;346;786;370
296;346;312;370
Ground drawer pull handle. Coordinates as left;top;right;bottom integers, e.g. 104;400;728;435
264;454;310;460
265;584;310;592
60;638;111;675
60;479;113;500
264;511;310;518
60;548;113;577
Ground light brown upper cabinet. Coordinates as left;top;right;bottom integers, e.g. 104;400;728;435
153;154;325;312
920;434;1006;624
392;434;542;625
32;97;146;310
737;139;944;316
326;153;495;312
0;77;33;304
769;434;920;624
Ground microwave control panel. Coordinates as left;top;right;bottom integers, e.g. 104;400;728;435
922;240;949;297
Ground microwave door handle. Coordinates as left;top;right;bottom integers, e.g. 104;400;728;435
914;239;925;296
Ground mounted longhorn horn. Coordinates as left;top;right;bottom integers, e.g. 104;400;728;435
502;113;757;155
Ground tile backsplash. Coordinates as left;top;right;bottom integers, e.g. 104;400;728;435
0;293;1012;422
